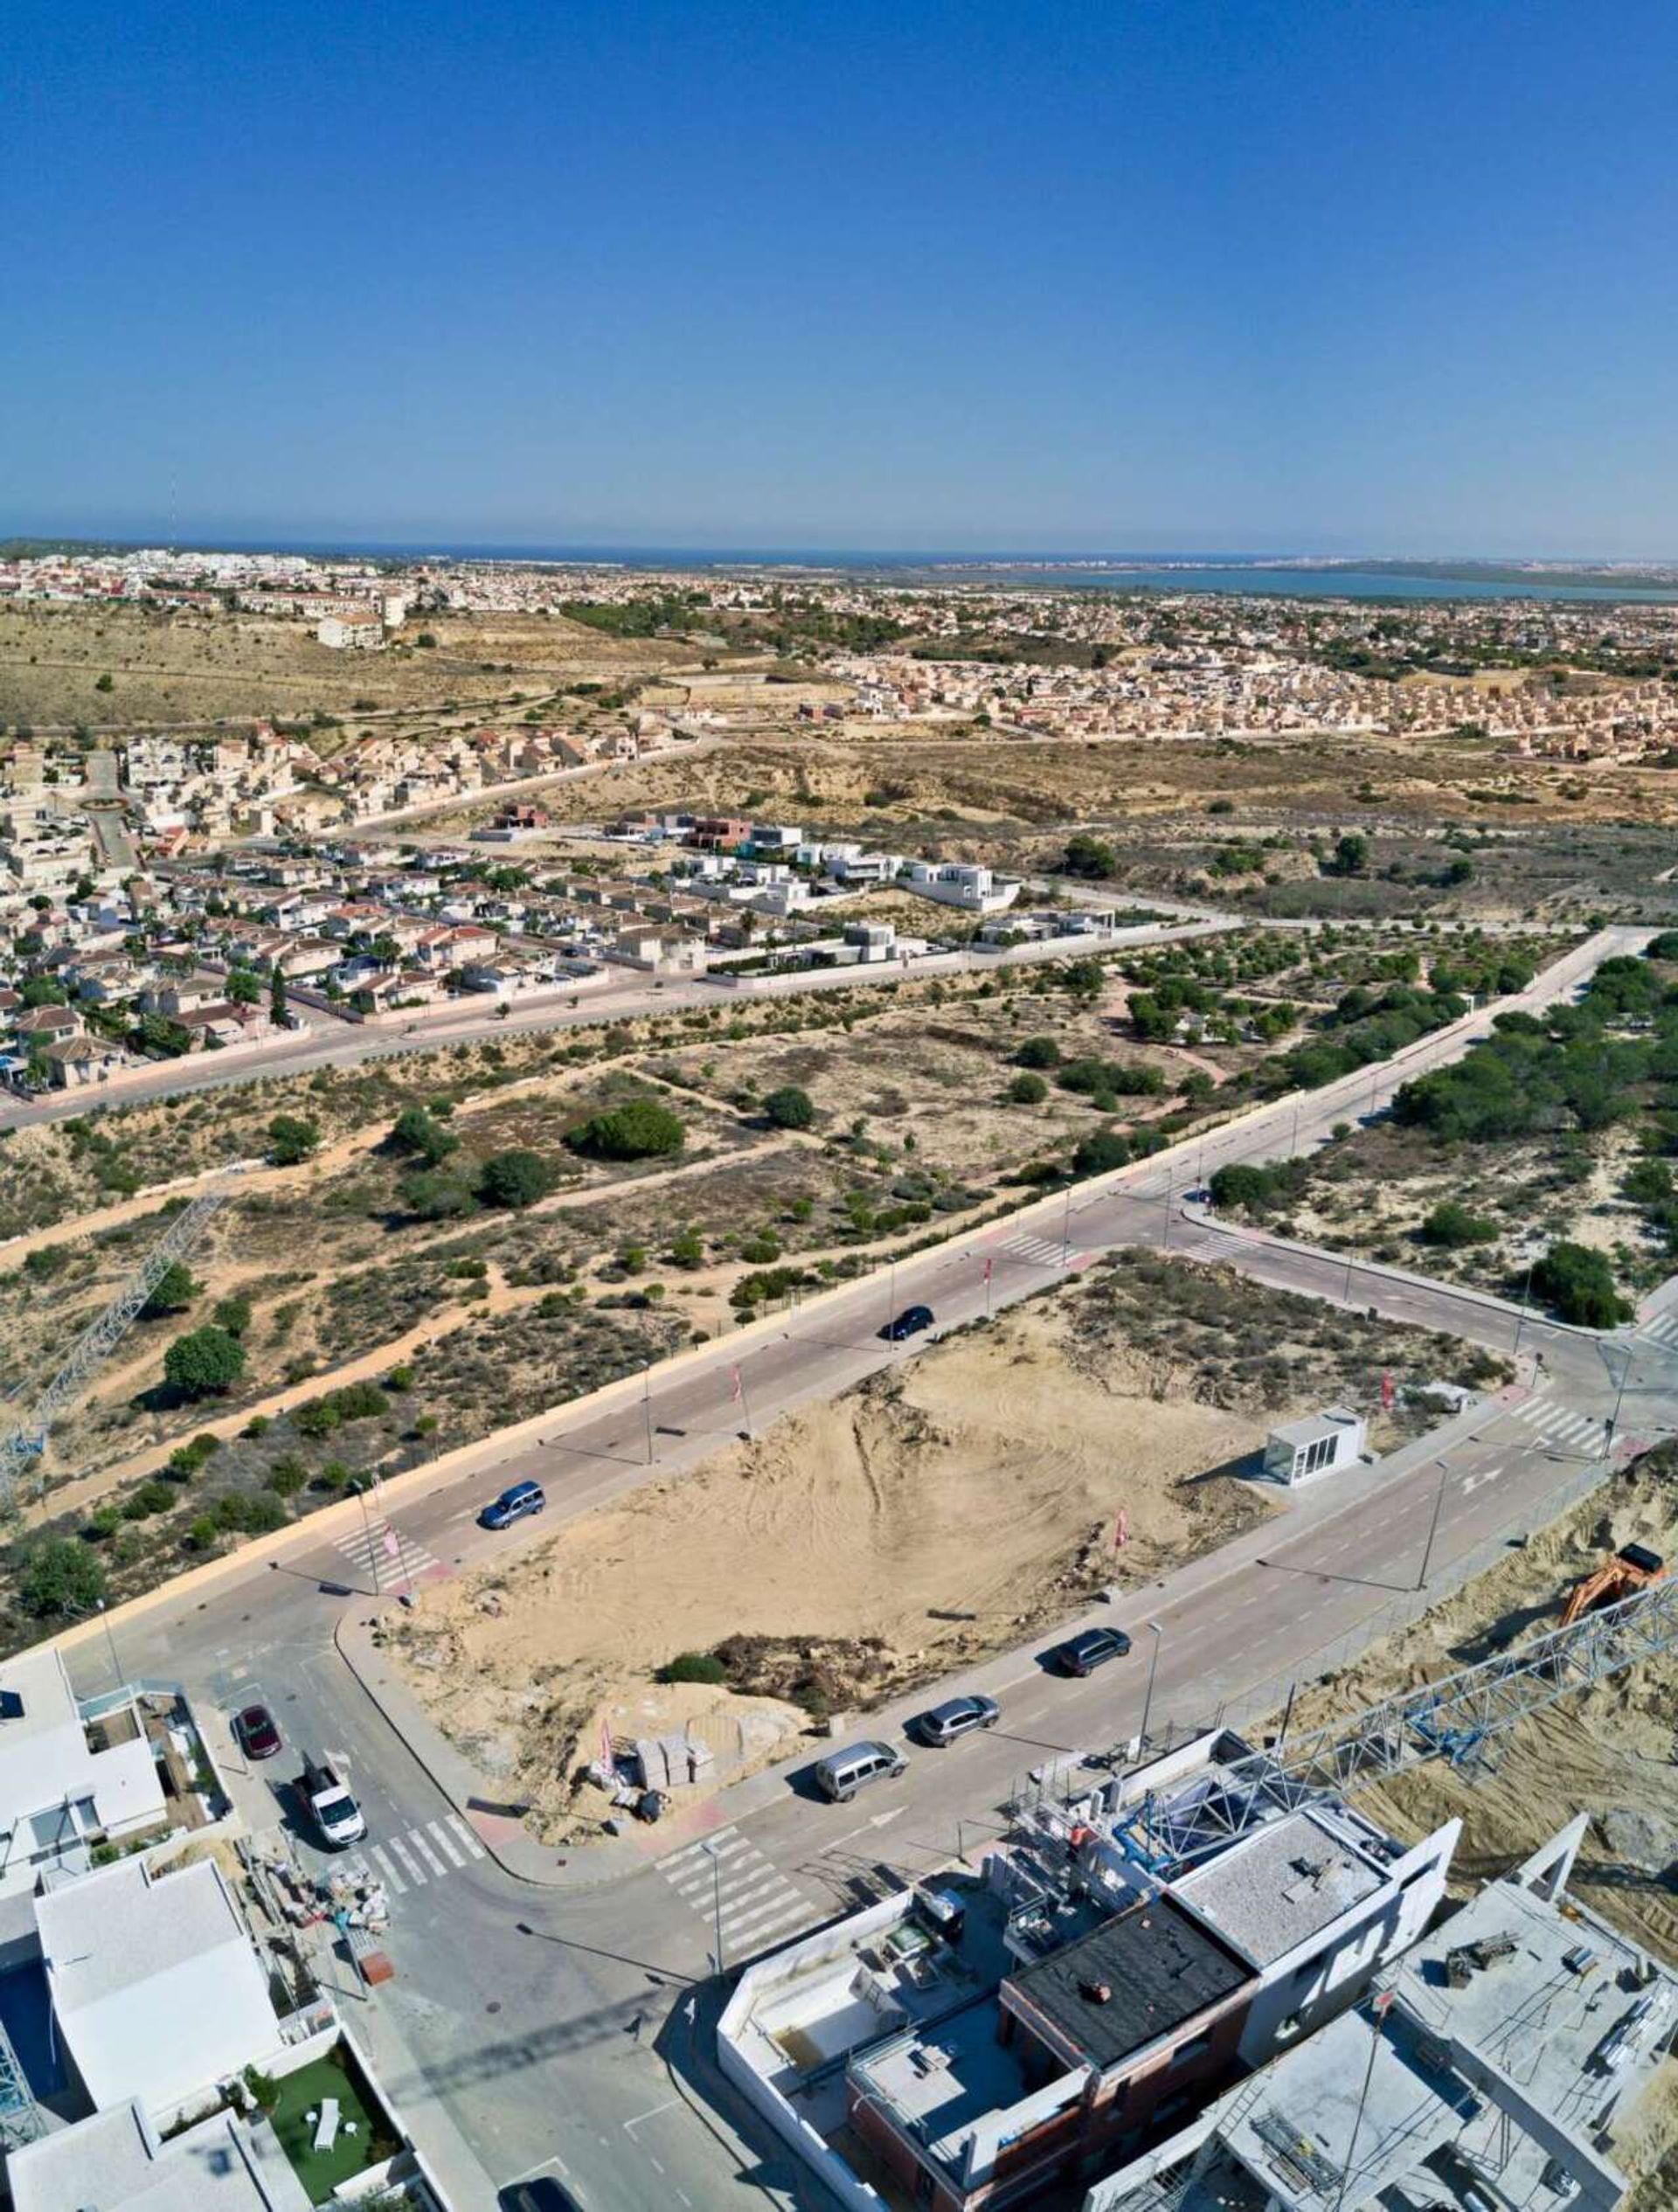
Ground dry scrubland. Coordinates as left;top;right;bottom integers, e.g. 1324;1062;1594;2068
384;1257;1506;1841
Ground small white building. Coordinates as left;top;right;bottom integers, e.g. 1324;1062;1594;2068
316;612;384;651
901;860;1022;914
36;1855;285;2128
1262;1405;1367;1486
0;1648;167;1896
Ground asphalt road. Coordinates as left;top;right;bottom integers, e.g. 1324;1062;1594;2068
52;922;1663;2210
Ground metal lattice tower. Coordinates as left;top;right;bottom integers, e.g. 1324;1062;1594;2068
1127;1572;1678;1872
0;1180;230;1504
0;2014;43;2150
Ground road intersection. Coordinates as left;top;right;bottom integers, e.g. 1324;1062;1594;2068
47;922;1673;2209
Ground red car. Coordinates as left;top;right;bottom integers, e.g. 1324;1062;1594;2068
234;1703;282;1760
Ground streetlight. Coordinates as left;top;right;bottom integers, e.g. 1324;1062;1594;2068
354;1479;381;1597
95;1601;123;1689
703;1841;725;1976
1511;1253;1536;1361
1139;1621;1163;1751
1416;1460;1451;1592
1606;1342;1634;1453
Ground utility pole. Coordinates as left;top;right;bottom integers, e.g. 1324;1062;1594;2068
95;1601;124;1689
1511;1254;1536;1360
1060;1180;1072;1266
1161;1163;1171;1252
642;1364;655;1466
356;1480;380;1597
1139;1620;1163;1751
705;1841;725;1977
1417;1460;1450;1592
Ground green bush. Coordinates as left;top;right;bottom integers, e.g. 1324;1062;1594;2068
1418;1201;1498;1248
1014;1036;1062;1069
1009;1072;1049;1105
477;1149;558;1209
762;1085;815;1129
187;1515;220;1552
565;1098;686;1161
1531;1240;1630;1328
1073;1129;1131;1177
163;1326;246;1398
267;1114;321;1166
657;1651;728;1685
17;1537;107;1616
141;1260;199;1319
266;1457;308;1496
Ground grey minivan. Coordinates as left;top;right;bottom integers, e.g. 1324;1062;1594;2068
813;1739;908;1803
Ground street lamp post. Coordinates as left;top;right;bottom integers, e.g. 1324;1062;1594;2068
356;1479;380;1597
704;1841;725;1976
96;1601;123;1689
1417;1460;1451;1592
1139;1620;1163;1752
1606;1344;1634;1453
1511;1254;1536;1360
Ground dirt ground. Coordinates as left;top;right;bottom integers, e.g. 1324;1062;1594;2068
1282;1453;1678;1969
385;1295;1277;1841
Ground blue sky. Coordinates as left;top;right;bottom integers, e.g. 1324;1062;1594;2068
3;0;1676;554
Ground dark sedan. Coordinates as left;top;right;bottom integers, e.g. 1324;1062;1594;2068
879;1304;934;1342
234;1703;282;1759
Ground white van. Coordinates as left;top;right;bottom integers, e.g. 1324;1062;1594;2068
813;1740;907;1803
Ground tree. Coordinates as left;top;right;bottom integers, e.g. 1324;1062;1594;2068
387;1105;458;1166
269;969;289;1026
225;967;262;1005
566;1097;687;1161
1531;1241;1629;1328
267;1114;320;1166
1418;1201;1497;1249
94;672;114;693
1009;1071;1049;1105
1073;1129;1131;1176
762;1085;815;1130
478;1148;558;1209
212;1291;253;1336
141;1260;200;1318
402;1168;477;1219
1014;1036;1062;1069
17;1536;107;1618
1063;832;1117;879
163;1325;247;1398
1332;833;1369;877
20;974;66;1008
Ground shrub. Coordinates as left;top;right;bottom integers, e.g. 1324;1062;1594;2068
1009;1071;1049;1105
1063;831;1117;878
385;1363;414;1391
565;1098;686;1161
1014;1036;1062;1069
213;1293;253;1337
1531;1240;1630;1328
17;1536;107;1616
762;1085;815;1130
187;1515;220;1552
163;1326;246;1398
1073;1129;1131;1177
657;1651;728;1685
267;1114;321;1166
403;1168;478;1219
291;1399;340;1439
478;1149;558;1209
387;1106;459;1166
243;1413;271;1439
329;1381;390;1423
141;1260;199;1318
1418;1201;1498;1248
266;1457;308;1496
124;1481;177;1519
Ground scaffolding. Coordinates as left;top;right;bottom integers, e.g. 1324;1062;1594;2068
0;1180;229;1504
0;2014;43;2152
1127;1571;1678;1872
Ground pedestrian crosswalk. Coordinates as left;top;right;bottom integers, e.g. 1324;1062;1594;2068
657;1826;816;1959
1508;1393;1612;1455
997;1231;1080;1270
335;1517;439;1588
1639;1310;1678;1351
365;1815;487;1895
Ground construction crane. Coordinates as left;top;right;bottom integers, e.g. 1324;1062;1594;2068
0;1179;232;1507
1120;1569;1678;1875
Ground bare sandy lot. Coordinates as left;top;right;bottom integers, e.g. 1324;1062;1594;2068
386;1296;1276;1839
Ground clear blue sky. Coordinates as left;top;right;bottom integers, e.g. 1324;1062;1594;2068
4;0;1677;555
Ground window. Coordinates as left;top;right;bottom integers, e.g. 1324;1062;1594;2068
1169;2030;1216;2069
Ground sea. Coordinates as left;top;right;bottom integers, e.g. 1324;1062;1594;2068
65;537;1678;604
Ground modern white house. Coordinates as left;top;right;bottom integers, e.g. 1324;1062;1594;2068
9;2097;310;2212
899;860;1022;915
35;1855;286;2127
0;1648;168;1897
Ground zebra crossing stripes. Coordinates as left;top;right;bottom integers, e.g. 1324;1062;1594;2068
998;1231;1079;1270
365;1815;486;1896
1639;1310;1678;1350
657;1827;815;1955
335;1517;439;1587
1508;1393;1609;1454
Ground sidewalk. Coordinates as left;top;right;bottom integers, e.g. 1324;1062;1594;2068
341;1970;504;2211
332;1375;1526;1890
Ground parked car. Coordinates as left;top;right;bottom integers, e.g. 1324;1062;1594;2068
912;1695;1001;1748
234;1703;281;1760
813;1740;908;1803
297;1755;366;1848
879;1304;934;1343
1055;1626;1133;1676
479;1479;546;1530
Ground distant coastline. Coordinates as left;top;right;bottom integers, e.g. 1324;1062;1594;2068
7;536;1678;603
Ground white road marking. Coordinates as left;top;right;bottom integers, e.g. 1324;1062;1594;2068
408;1827;447;1876
368;1845;406;1895
447;1814;486;1858
387;1834;426;1884
429;1819;468;1867
622;2098;683;2131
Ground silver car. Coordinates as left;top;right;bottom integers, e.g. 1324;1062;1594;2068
913;1694;1002;1748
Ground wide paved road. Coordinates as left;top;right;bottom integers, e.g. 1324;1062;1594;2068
53;924;1664;2209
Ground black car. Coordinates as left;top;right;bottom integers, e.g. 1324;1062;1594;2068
880;1304;934;1342
1056;1626;1133;1676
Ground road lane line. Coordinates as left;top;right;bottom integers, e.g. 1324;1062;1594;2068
407;1827;447;1876
428;1819;468;1866
368;1845;406;1895
387;1834;426;1884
